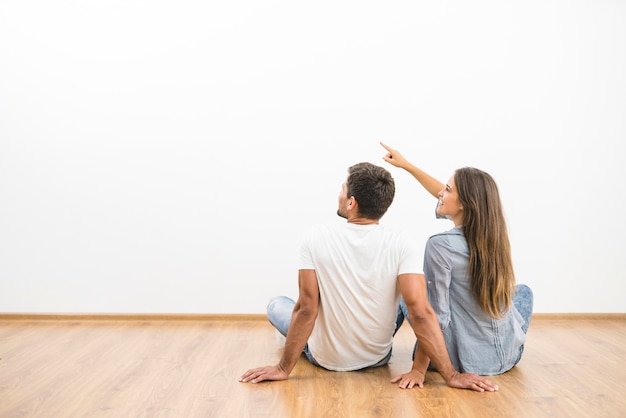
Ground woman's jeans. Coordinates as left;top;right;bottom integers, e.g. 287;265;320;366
266;296;395;369
513;284;534;333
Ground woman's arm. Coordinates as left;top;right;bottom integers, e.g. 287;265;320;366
380;141;444;199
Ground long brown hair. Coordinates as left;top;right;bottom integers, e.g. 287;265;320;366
455;167;515;318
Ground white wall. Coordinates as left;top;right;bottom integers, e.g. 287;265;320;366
1;1;625;314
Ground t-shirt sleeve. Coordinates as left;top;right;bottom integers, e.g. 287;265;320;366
397;231;423;275
298;226;316;270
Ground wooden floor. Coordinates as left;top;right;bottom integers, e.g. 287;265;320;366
1;316;625;418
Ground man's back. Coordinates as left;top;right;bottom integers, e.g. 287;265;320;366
300;221;421;371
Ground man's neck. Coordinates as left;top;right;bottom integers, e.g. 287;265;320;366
347;217;379;226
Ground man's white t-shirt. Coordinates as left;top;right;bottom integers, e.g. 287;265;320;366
298;221;422;371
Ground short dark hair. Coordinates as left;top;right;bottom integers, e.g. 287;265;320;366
346;162;395;220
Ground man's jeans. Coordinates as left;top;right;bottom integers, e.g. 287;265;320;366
266;296;394;369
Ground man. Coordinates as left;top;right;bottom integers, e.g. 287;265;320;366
239;162;497;391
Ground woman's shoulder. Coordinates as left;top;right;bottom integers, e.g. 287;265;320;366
429;226;463;240
427;227;466;250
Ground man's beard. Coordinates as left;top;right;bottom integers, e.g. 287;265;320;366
336;209;347;219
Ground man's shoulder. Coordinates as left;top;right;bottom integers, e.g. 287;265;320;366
377;223;414;237
306;221;342;232
376;225;419;254
302;221;345;240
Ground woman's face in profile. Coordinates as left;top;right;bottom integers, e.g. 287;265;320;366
437;175;464;225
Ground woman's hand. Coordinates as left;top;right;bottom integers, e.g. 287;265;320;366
380;141;409;169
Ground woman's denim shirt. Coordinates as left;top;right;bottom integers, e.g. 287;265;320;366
424;226;526;375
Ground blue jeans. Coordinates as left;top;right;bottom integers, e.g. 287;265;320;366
397;284;534;360
513;284;534;333
266;296;397;370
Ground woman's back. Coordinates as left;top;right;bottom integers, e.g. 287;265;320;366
425;227;527;375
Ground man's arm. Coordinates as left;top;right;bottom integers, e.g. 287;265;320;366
239;269;319;383
393;273;499;392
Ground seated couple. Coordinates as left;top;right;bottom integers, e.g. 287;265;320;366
240;143;533;392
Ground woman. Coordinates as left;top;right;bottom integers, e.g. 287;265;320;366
381;142;533;376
